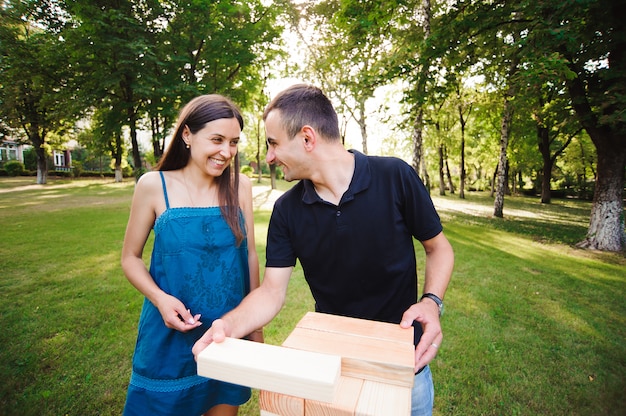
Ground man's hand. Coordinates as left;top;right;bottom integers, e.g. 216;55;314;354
400;300;443;372
192;318;230;361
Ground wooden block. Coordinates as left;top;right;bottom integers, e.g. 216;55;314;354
282;327;415;387
197;337;341;402
296;312;413;345
260;411;280;416
259;389;304;416
305;376;364;416
354;380;412;416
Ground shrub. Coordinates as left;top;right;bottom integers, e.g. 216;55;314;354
4;161;26;177
123;165;133;178
72;161;84;178
240;165;254;177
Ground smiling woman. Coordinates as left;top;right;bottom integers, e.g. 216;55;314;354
119;94;262;416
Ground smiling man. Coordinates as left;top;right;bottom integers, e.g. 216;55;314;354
193;84;454;416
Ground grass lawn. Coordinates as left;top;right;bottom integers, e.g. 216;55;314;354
0;176;624;415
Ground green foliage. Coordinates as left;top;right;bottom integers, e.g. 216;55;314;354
4;160;25;176
72;161;84;178
0;1;77;183
22;148;38;171
240;165;254;177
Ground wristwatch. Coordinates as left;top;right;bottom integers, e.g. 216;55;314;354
420;293;444;317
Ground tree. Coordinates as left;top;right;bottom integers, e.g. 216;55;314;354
532;87;581;203
0;1;75;184
65;0;173;178
63;0;284;175
295;0;395;155
545;0;626;250
427;0;624;250
455;83;474;199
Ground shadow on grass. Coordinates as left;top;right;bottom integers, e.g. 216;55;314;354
433;191;595;247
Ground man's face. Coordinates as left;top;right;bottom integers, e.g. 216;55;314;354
264;110;305;182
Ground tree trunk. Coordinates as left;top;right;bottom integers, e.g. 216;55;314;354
576;142;625;251
457;90;470;199
538;125;553;204
113;132;124;183
151;115;164;161
411;0;430;177
438;144;445;196
115;165;123;182
411;108;424;174
445;148;455;194
565;64;625;251
256;118;262;184
269;163;277;190
129;111;142;176
459;125;466;199
36;146;47;185
358;100;368;155
494;94;513;218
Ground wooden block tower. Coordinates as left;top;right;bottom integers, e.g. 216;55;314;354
259;312;415;416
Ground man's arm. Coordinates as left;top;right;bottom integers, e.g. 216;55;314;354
192;266;293;359
400;231;454;371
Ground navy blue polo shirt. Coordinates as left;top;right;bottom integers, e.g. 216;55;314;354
266;150;443;327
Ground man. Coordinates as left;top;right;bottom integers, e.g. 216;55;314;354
193;84;454;415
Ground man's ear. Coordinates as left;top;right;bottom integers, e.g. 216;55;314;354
301;125;316;150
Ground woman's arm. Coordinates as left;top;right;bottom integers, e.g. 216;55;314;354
121;171;201;331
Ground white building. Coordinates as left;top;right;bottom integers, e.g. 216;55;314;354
0;139;25;166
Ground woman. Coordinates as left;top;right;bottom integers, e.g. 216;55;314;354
121;95;261;416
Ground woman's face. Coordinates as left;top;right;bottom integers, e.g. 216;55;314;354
184;117;241;176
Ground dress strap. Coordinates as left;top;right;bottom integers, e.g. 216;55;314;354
159;171;170;210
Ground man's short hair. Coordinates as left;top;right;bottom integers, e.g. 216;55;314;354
263;84;341;141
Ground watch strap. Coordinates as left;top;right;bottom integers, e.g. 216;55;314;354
420;293;443;316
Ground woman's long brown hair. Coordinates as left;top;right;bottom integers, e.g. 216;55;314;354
155;95;245;245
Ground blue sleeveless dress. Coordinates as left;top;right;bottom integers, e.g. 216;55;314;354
123;171;251;416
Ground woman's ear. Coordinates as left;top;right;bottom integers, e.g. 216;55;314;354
182;125;191;146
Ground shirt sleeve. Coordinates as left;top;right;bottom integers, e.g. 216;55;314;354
265;196;298;268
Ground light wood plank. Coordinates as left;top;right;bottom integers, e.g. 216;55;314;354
259;389;304;416
197;337;340;402
354;380;411;416
305;376;364;416
296;312;413;345
282;328;415;387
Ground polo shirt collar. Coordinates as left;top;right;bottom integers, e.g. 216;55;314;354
301;149;371;205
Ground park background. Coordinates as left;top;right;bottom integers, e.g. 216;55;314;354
0;176;624;415
0;0;625;414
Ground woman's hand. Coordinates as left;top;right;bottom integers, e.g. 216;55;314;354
155;293;202;333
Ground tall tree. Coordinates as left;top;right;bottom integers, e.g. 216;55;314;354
531;87;581;204
455;82;474;199
63;0;164;177
0;0;75;184
544;0;626;250
295;0;395;155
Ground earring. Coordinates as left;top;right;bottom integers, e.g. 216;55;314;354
185;143;190;149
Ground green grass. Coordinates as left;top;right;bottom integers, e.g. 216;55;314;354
0;177;623;415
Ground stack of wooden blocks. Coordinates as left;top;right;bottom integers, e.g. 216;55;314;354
260;312;415;415
197;311;415;416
